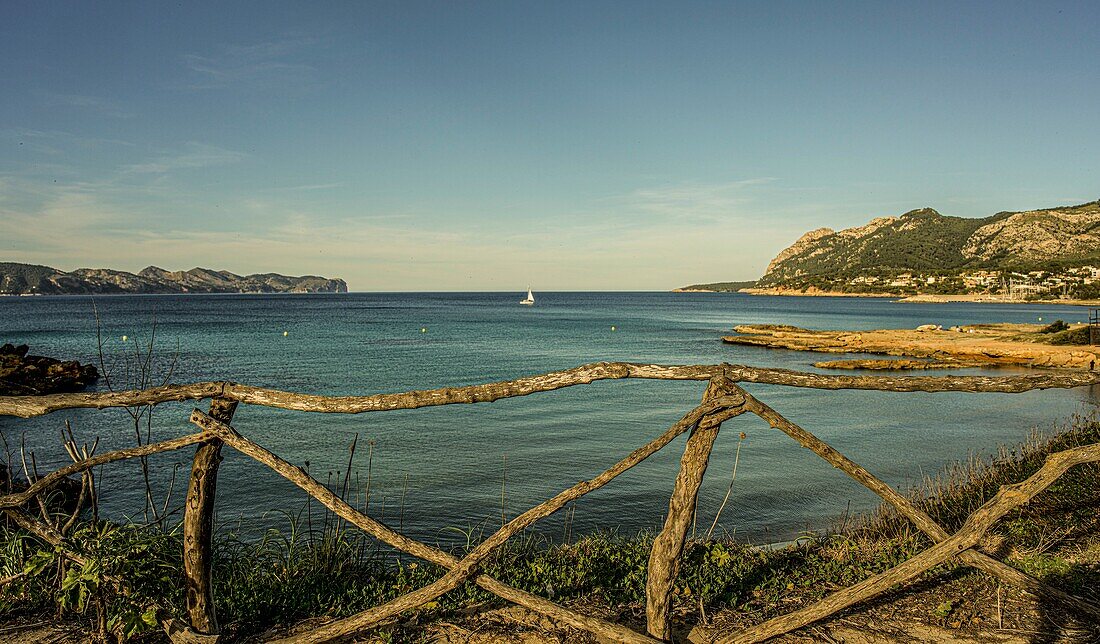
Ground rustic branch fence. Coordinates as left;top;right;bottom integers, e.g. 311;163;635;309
2;361;1100;643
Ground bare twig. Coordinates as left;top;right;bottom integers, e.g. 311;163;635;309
0;433;213;510
707;430;746;540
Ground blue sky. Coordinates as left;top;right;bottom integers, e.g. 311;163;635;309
1;1;1097;290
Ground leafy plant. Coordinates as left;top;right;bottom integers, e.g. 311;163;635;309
10;521;180;642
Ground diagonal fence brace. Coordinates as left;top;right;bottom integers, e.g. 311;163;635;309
735;387;1100;624
711;389;1100;643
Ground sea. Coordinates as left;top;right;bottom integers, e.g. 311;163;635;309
1;292;1096;547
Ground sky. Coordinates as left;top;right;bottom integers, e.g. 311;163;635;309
1;1;1098;291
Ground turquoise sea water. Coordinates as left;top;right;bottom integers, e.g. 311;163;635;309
1;292;1095;546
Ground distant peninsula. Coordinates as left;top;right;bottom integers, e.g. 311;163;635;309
677;200;1100;301
0;262;348;295
671;280;757;293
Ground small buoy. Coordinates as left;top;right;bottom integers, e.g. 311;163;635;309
1038;317;1043;322
121;335;127;342
610;326;616;331
420;327;427;333
283;330;288;337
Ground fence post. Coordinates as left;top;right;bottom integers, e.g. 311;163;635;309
645;377;739;640
183;397;237;636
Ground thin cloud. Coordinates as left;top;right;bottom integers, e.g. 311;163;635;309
1;127;134;150
38;92;135;118
178;39;317;90
122;142;248;174
0;184;790;290
279;182;344;191
0;189;126;259
1;169;803;290
607;177;777;224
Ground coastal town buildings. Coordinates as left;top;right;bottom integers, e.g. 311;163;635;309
803;266;1100;299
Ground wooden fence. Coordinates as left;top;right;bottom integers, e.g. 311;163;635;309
2;361;1100;643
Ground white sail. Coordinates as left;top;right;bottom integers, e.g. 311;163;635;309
520;287;535;305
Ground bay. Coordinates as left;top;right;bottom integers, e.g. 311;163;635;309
1;292;1094;547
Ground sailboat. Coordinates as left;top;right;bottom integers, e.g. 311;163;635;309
519;287;535;306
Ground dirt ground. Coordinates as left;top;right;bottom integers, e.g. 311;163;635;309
5;577;1098;644
0;621;88;644
418;577;1097;644
60;567;1096;643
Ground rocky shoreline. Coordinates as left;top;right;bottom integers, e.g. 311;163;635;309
723;323;1100;370
0;344;99;395
729;288;1100;306
738;287;898;298
896;293;1100;306
811;358;987;370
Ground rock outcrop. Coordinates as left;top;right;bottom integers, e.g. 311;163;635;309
962;202;1100;262
765;227;835;275
0;344;99;395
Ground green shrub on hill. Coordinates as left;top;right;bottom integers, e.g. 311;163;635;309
1040;320;1070;334
1047;326;1091;345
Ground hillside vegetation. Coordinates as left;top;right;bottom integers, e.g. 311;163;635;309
752;200;1100;290
674;280;758;292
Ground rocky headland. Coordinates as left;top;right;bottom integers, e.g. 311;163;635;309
0;262;348;295
0;344;99;395
677;200;1100;300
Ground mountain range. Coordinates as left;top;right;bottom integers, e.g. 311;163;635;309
0;263;348;295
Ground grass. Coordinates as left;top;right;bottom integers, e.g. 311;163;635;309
1012;319;1092;345
2;415;1099;642
1046;326;1092;345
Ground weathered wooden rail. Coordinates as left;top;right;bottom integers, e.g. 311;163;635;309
2;361;1099;643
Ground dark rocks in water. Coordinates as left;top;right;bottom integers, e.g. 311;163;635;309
0;344;99;395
